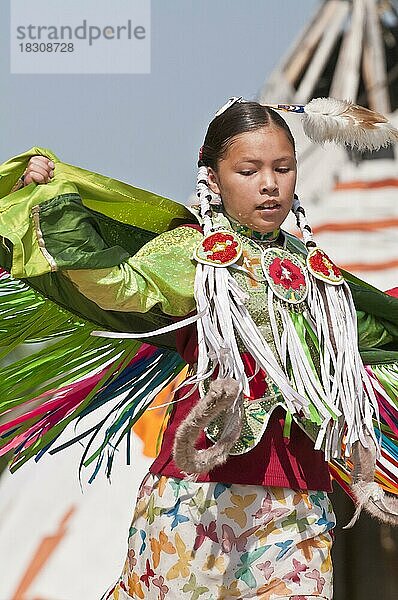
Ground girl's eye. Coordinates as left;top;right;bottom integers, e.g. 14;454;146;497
276;167;290;173
240;171;256;176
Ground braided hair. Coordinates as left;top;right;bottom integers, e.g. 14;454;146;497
291;194;316;249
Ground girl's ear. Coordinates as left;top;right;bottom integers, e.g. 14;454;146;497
207;167;221;196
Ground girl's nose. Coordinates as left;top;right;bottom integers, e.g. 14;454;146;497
260;177;278;194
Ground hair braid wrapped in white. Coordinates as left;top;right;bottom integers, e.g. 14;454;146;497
196;164;214;236
291;194;316;248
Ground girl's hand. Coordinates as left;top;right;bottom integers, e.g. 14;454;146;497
23;156;54;186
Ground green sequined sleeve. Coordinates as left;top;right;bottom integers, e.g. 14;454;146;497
65;226;202;317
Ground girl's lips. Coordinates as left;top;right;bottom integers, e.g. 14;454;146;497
256;204;281;211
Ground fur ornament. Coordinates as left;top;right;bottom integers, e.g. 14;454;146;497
173;378;242;476
345;436;398;528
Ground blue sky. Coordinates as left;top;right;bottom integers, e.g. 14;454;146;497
0;0;319;202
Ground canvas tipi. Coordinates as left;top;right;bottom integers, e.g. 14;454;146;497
260;0;398;290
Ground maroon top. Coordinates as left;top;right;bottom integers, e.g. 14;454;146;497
150;320;332;492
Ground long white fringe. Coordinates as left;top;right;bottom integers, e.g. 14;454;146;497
194;262;336;427
306;275;380;456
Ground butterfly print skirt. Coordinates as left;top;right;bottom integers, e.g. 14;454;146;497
102;473;335;600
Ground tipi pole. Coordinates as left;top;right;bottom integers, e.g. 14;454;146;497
363;0;391;113
295;0;350;102
330;0;366;100
284;0;342;87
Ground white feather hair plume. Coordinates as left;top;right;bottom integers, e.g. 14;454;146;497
215;97;398;152
302;97;398;151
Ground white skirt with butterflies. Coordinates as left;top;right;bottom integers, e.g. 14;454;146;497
102;472;335;600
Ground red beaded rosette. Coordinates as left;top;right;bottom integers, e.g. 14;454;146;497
306;247;343;285
269;257;306;290
261;248;308;304
194;230;242;266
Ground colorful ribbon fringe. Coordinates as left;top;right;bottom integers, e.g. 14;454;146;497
0;268;397;497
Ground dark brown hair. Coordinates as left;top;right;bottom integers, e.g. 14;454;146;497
199;101;295;170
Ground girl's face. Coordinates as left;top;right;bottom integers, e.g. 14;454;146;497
207;126;297;233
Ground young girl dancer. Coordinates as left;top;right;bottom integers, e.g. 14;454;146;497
5;98;398;599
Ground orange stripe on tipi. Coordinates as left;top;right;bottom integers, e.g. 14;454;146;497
334;178;398;190
341;259;398;272
312;219;398;234
11;506;76;600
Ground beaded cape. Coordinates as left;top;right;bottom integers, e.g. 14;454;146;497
0;147;397;500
